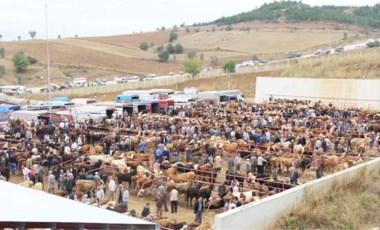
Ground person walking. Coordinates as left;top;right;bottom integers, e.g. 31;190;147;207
194;197;204;223
169;187;179;213
108;176;116;201
155;192;163;218
48;171;55;194
158;183;168;212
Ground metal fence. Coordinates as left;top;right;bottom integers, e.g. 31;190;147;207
41;74;189;98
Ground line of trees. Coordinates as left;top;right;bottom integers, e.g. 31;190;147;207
197;1;380;28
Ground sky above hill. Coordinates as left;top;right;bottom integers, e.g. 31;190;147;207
0;0;379;41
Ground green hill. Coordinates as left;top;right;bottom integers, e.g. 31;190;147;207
198;1;380;28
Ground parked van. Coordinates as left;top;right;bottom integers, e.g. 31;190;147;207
0;86;28;95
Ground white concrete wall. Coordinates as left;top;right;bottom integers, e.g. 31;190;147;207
255;77;380;109
214;158;380;230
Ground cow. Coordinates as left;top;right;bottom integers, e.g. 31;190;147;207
116;170;137;188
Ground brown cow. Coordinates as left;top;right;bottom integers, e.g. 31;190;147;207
75;180;97;192
170;171;196;183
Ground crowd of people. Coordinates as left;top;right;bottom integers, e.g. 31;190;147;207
0;98;379;225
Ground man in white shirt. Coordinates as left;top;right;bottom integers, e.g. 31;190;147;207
169;188;179;213
96;187;105;203
108;176;116;201
257;154;267;175
64;145;71;155
22;166;30;181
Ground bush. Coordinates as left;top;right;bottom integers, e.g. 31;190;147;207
185;27;190;33
252;54;259;61
139;42;149;51
0;48;4;58
166;43;175;54
27;56;38;65
210;56;219;65
156;45;164;52
174;43;184;54
367;41;380;48
222;60;236;73
226;25;233;31
187;50;197;59
158;49;170;62
0;65;5;77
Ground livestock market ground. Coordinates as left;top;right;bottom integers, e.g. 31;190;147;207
7;151;226;227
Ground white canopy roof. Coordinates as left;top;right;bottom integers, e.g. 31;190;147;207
0;181;158;229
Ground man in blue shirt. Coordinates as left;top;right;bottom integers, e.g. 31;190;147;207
139;139;146;153
155;147;163;162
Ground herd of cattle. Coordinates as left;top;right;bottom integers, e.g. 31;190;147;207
1;99;379;229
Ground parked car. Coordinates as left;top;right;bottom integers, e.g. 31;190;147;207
95;78;106;85
115;76;127;83
335;46;344;52
127;76;140;82
288;52;302;59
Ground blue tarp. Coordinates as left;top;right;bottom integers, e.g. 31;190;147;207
0;104;21;121
52;96;70;102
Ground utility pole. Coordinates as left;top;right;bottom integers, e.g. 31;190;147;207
45;4;52;119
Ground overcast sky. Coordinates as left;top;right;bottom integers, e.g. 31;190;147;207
0;0;379;41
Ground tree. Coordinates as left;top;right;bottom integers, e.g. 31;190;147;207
29;31;36;39
17;35;21;41
139;42;149;51
12;51;29;73
222;60;236;73
226;25;233;31
58;34;61;39
166;43;175;54
187;50;197;59
183;58;201;79
158;49;170;62
173;25;178;31
174;43;184;54
0;48;4;58
169;30;177;42
200;53;204;61
0;34;2;40
161;26;166;31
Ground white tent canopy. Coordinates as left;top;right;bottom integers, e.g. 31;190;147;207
0;181;158;229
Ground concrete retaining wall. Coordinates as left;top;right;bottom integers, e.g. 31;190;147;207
214;158;380;230
255;77;380;109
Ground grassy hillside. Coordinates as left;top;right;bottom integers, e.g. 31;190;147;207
205;1;380;28
274;169;380;229
280;47;380;78
0;19;378;87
